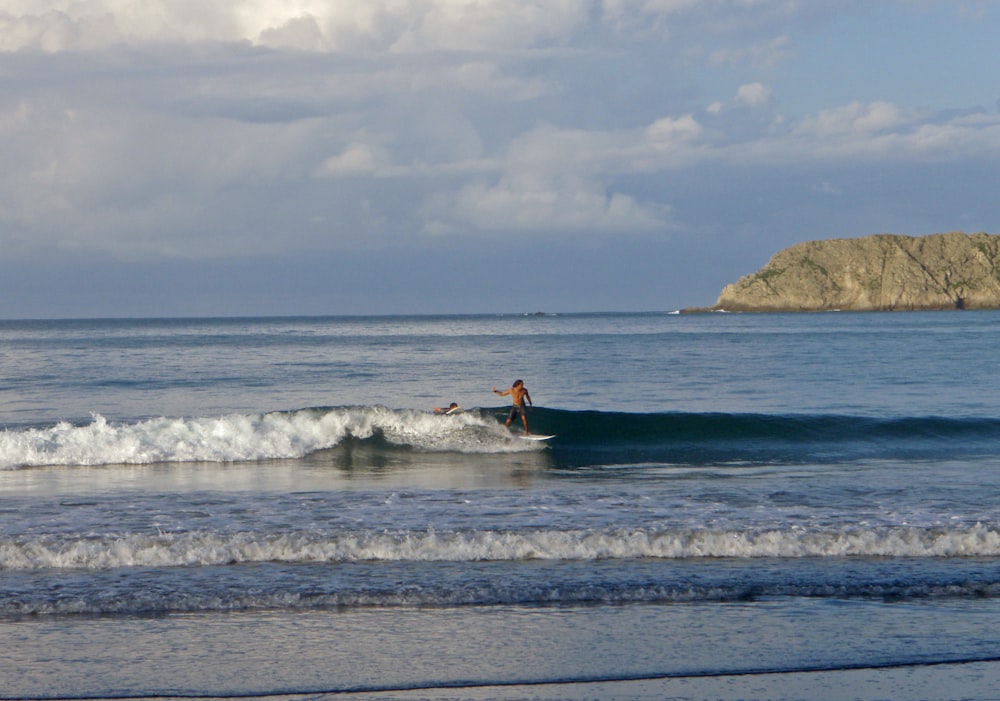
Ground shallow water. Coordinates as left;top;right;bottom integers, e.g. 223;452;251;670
5;598;1000;699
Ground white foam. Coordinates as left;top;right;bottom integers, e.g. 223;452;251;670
4;524;999;571
0;407;535;469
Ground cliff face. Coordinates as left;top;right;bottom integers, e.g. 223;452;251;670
713;232;1000;312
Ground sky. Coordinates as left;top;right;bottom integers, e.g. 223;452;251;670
1;0;999;318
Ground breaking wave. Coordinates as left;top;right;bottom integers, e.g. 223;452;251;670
4;525;1000;617
6;406;1000;470
4;523;1000;571
0;406;535;470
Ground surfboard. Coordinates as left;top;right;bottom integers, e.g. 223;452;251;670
445;406;464;415
516;434;555;441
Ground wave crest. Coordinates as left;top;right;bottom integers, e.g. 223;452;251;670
8;406;1000;470
5;524;1000;570
0;407;534;469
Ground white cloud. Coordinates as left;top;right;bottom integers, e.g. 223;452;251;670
646;114;703;143
423;173;668;236
735;82;773;108
418;112;708;235
0;91;337;258
0;1;591;52
903;115;1000;158
258;14;327;51
725;101;1000;165
794;100;915;137
0;0;855;54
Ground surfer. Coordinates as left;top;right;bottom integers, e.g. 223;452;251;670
493;379;532;434
434;402;462;415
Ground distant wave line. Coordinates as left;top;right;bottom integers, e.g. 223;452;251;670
5;524;1000;570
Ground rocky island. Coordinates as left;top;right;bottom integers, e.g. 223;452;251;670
707;232;1000;312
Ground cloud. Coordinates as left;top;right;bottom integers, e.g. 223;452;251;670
794;100;915;137
646;114;704;143
423;173;669;236
0;0;864;54
0;1;592;52
735;82;774;108
1;1;999;269
770;102;1000;163
318;144;384;177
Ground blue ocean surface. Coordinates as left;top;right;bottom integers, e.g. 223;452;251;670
1;311;1000;700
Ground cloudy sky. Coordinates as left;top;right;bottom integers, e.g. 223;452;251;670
1;0;999;318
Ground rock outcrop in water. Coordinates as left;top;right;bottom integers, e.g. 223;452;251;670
710;232;1000;312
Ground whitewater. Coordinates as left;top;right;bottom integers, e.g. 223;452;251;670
0;406;538;469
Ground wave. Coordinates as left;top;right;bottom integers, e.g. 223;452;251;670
0;406;537;470
4;526;1000;617
5;406;1000;470
540;408;1000;465
4;523;1000;570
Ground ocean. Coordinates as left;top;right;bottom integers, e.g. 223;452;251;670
1;311;999;700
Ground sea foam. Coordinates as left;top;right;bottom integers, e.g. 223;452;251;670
0;407;530;469
4;524;1000;571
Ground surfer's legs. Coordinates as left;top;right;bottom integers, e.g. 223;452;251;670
506;405;529;433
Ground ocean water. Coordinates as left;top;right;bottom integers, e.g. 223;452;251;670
2;311;1000;700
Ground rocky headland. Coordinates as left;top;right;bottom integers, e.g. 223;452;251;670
706;232;1000;312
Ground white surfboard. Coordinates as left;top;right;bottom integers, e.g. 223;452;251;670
516;434;555;441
